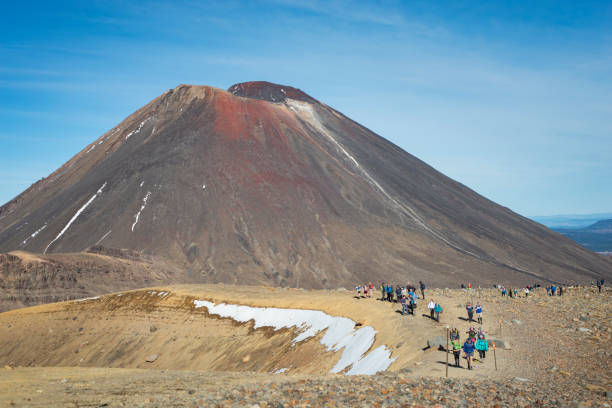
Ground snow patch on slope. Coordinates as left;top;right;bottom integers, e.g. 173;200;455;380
125;118;152;140
131;191;151;232
43;182;107;254
193;300;395;375
74;296;100;302
22;224;47;246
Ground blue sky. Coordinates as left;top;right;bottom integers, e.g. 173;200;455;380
1;0;611;216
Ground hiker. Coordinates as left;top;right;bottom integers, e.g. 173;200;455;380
387;284;393;302
468;283;472;289
475;330;488;360
546;286;551;296
449;327;460;341
419;281;426;299
381;283;386;301
450;336;462;367
356;285;361;298
400;295;409;315
466;302;474;322
597;279;604;293
434;302;442;322
524;287;529;297
369;282;374;298
395;286;402;303
411;291;419;315
475;302;483;324
466;326;477;340
463;337;476;370
428;299;435;319
559;286;564;296
551;285;557;296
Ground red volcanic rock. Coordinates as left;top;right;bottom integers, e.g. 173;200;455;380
0;82;610;291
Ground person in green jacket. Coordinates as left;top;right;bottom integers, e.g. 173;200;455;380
475;330;488;359
450;338;462;367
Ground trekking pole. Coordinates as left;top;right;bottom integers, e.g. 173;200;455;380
445;326;449;378
492;343;497;371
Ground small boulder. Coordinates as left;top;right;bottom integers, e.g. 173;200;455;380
145;354;158;363
427;336;446;348
511;319;522;325
487;338;511;349
578;327;593;333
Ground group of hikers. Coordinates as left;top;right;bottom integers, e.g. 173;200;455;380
464;302;483;324
355;281;499;371
354;283;375;298
357;279;607;302
356;282;427;306
499;285;541;297
544;285;564;296
450;326;489;370
497;279;607;298
354;278;607;374
382;282;424;316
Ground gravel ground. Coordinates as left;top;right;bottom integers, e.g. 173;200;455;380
1;368;610;408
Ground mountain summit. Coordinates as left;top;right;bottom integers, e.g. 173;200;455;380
228;81;318;103
1;82;610;288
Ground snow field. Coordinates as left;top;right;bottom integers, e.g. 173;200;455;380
193;300;395;375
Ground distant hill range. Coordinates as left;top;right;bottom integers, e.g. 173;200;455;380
531;213;612;229
552;219;612;254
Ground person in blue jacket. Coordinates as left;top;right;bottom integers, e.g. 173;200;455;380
434;302;442;322
463;337;476;370
475;302;483;324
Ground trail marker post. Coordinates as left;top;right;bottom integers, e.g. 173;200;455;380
445;325;449;377
493;343;497;371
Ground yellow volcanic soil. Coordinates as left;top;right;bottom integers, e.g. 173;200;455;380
0;284;609;405
0;284;527;376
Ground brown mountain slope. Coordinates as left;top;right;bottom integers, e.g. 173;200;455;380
0;248;193;312
0;81;610;291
